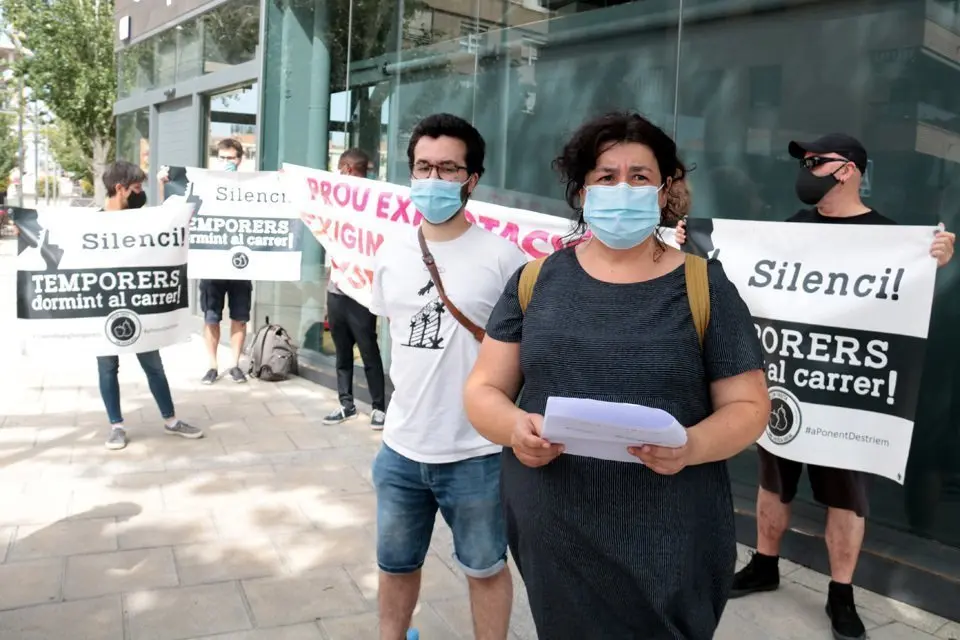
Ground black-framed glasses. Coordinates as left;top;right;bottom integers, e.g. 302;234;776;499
412;161;468;181
799;155;849;171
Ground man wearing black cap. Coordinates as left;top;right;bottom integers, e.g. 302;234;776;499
677;133;955;640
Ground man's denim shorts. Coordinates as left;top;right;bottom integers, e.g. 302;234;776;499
372;443;508;579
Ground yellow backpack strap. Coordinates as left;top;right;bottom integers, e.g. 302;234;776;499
684;254;711;349
518;257;547;313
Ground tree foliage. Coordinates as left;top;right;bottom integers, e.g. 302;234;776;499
0;113;18;193
2;0;116;204
46;122;94;184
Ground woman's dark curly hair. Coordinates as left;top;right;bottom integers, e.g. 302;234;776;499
553;112;690;247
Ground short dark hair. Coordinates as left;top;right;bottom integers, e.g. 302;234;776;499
339;148;371;171
554;111;688;231
103;161;147;197
407;113;485;177
217;138;245;159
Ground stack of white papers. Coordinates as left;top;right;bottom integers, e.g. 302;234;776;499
540;396;688;464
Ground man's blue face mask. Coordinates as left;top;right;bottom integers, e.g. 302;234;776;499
410;178;468;224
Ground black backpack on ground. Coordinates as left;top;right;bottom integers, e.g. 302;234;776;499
248;319;298;382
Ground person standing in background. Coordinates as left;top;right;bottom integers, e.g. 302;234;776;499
158;138;254;386
99;161;204;450
677;133;955;640
323;148;387;429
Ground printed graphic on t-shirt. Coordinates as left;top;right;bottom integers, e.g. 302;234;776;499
402;278;446;350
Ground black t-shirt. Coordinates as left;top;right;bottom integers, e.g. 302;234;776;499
786;208;896;225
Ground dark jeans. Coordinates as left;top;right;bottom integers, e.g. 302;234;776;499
327;291;386;412
97;350;176;425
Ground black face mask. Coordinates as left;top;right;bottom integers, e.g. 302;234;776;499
794;168;841;206
125;190;147;210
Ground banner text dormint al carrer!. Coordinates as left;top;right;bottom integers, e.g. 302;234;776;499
13;204;196;356
164;167;304;281
681;217;938;483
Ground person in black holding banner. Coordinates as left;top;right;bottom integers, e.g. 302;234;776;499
158;138;252;385
323;148;387;429
99;161;203;451
677;133;955;640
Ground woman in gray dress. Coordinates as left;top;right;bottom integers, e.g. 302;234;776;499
463;112;770;639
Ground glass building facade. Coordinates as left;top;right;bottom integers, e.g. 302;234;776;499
117;0;960;614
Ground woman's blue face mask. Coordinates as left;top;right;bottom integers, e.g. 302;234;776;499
582;182;663;250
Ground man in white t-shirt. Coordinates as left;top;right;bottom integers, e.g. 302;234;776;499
369;113;527;640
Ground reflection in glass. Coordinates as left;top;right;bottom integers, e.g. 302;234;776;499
203;0;261;73
115;0;260;98
116;108;150;173
206;83;259;170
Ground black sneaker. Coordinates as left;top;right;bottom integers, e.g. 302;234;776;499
228;367;247;383
730;552;780;599
323;405;358;425
201;369;218;385
371;409;386;431
825;582;866;640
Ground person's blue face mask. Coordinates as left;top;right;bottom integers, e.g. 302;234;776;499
583;183;663;250
223;161;238;172
410;178;467;224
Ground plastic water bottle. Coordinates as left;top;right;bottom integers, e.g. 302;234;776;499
406;630;420;640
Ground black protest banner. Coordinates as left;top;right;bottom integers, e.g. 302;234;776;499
680;217;938;483
12;204;196;355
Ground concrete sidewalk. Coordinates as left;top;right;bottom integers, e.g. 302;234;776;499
0;237;957;640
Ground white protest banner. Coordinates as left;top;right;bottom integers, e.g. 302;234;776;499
682;218;938;483
280;164;574;308
163;167;303;281
12;204;196;356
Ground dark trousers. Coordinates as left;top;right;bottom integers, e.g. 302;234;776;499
97;351;175;425
327;291;386;412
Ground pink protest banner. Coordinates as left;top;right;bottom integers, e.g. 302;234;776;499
281;163;575;308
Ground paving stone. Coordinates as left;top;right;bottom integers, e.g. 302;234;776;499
211;503;313;540
8;517;117;561
273;528;377;574
345;554;467;604
867;622;940;639
68;483;165;517
208;403;273;421
788;567;947;633
297;492;377;531
0;527;13;563
187;623;324;640
174;539;285;585
124;583;253;640
715;611;774;640
0;487;72;525
320;602;460;639
116;510;220;549
264;401;303;417
0;595;123;640
937;621;960;639
219;433;298;456
282;428;334;451
725;580;890;639
242;568;369;628
64;547;179;600
0;557;63;610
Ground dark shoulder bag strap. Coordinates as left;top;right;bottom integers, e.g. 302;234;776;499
417;227;486;342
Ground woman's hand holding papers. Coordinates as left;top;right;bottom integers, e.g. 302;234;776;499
628;430;703;475
512;412;565;468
